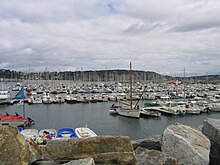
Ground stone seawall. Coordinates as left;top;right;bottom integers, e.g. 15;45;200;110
1;119;219;165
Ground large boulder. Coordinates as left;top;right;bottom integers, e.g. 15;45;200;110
202;118;220;165
132;135;162;151
41;136;136;164
135;147;178;165
62;157;95;165
162;123;210;165
26;138;42;164
0;126;29;165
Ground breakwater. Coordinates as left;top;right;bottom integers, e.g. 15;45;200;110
1;118;220;164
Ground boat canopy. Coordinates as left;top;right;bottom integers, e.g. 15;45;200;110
13;86;25;99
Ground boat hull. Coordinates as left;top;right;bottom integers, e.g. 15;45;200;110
0;99;9;105
140;109;161;117
0;90;10;105
210;103;220;112
116;108;140;118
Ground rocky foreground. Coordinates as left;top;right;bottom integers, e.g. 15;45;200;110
0;118;220;165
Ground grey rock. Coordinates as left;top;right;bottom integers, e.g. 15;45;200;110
197;124;203;131
132;135;162;151
202;118;220;145
0;126;29;165
162;123;210;165
42;136;136;165
202;118;220;165
31;160;60;165
63;157;95;165
27;138;42;164
135;147;178;165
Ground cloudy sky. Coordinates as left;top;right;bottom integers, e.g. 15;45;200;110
0;0;220;76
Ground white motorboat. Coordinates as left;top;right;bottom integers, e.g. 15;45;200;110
65;95;79;104
42;92;53;104
0;90;10;105
109;104;120;115
75;127;97;138
161;102;186;115
12;83;22;91
185;104;201;114
140;108;161;117
31;93;43;104
33;96;42;104
109;109;118;115
53;95;65;103
209;102;220;112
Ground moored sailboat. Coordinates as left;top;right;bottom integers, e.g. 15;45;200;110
115;62;140;118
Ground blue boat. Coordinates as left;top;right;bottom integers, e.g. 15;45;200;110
17;127;24;132
56;128;78;138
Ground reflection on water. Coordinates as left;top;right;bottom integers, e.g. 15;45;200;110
1;101;220;140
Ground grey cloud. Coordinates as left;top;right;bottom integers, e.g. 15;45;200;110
123;22;169;34
171;16;220;32
0;0;117;23
0;0;220;75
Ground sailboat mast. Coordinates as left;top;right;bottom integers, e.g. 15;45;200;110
130;62;132;109
183;67;186;103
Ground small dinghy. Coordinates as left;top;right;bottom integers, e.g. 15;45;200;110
20;129;39;141
38;129;57;139
37;129;57;145
75;127;97;138
56;128;78;139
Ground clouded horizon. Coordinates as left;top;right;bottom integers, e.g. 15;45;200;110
0;0;219;76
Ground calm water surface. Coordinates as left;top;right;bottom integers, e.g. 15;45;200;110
1;101;220;140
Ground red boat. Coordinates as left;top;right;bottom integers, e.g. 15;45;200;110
1;115;27;121
0;114;6;120
110;104;121;110
0;113;35;125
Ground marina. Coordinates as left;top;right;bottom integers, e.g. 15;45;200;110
0;81;220;139
1;101;220;140
1;1;220;164
0;79;220;140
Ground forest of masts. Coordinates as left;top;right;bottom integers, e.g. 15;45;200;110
0;69;219;84
0;69;168;83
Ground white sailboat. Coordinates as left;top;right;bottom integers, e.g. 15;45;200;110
116;62;140;118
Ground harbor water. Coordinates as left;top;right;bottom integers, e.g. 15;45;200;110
1;101;220;140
